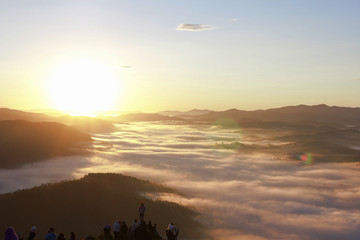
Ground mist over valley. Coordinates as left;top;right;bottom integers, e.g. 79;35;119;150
1;105;360;239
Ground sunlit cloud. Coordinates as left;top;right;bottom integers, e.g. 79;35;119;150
0;156;92;193
228;18;238;22
176;23;215;31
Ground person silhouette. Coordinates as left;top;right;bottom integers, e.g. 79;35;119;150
131;219;137;233
56;233;66;240
165;224;179;240
5;227;19;240
120;221;127;240
103;225;113;240
27;226;36;240
44;228;56;240
138;202;146;221
113;220;120;240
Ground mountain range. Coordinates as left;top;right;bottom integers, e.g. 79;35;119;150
3;104;360;126
1;104;359;166
191;104;360;126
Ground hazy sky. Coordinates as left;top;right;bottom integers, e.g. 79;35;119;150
0;0;359;113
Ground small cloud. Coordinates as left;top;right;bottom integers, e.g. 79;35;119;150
228;18;238;22
176;24;215;32
114;65;134;70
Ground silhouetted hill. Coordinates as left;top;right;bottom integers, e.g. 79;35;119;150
196;104;360;125
0;120;91;168
0;173;202;239
0;108;53;122
116;113;182;122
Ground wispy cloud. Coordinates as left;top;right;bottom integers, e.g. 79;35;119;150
113;65;134;70
176;23;215;31
228;18;238;22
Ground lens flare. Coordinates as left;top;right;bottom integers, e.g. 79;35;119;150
300;153;313;164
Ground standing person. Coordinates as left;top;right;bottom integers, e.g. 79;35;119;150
120;221;128;240
103;225;113;240
171;223;178;240
130;219;137;233
5;227;19;240
113;220;120;240
147;221;154;232
57;233;66;240
130;219;137;240
170;223;177;237
45;228;56;240
152;224;161;240
138;202;146;222
27;226;36;240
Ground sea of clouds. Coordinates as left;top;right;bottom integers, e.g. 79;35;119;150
1;122;360;239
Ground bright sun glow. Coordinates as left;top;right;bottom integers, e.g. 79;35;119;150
48;59;119;116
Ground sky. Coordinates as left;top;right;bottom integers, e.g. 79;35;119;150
0;0;360;114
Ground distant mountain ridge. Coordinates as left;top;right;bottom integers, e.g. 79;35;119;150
195;104;360;125
2;104;360;125
158;109;212;116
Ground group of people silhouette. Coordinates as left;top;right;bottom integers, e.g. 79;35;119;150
4;202;179;240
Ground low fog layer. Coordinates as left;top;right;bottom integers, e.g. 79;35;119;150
1;122;360;239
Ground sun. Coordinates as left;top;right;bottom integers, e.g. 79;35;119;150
48;59;119;116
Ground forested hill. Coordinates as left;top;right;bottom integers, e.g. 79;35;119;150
0;173;202;239
0;120;91;168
